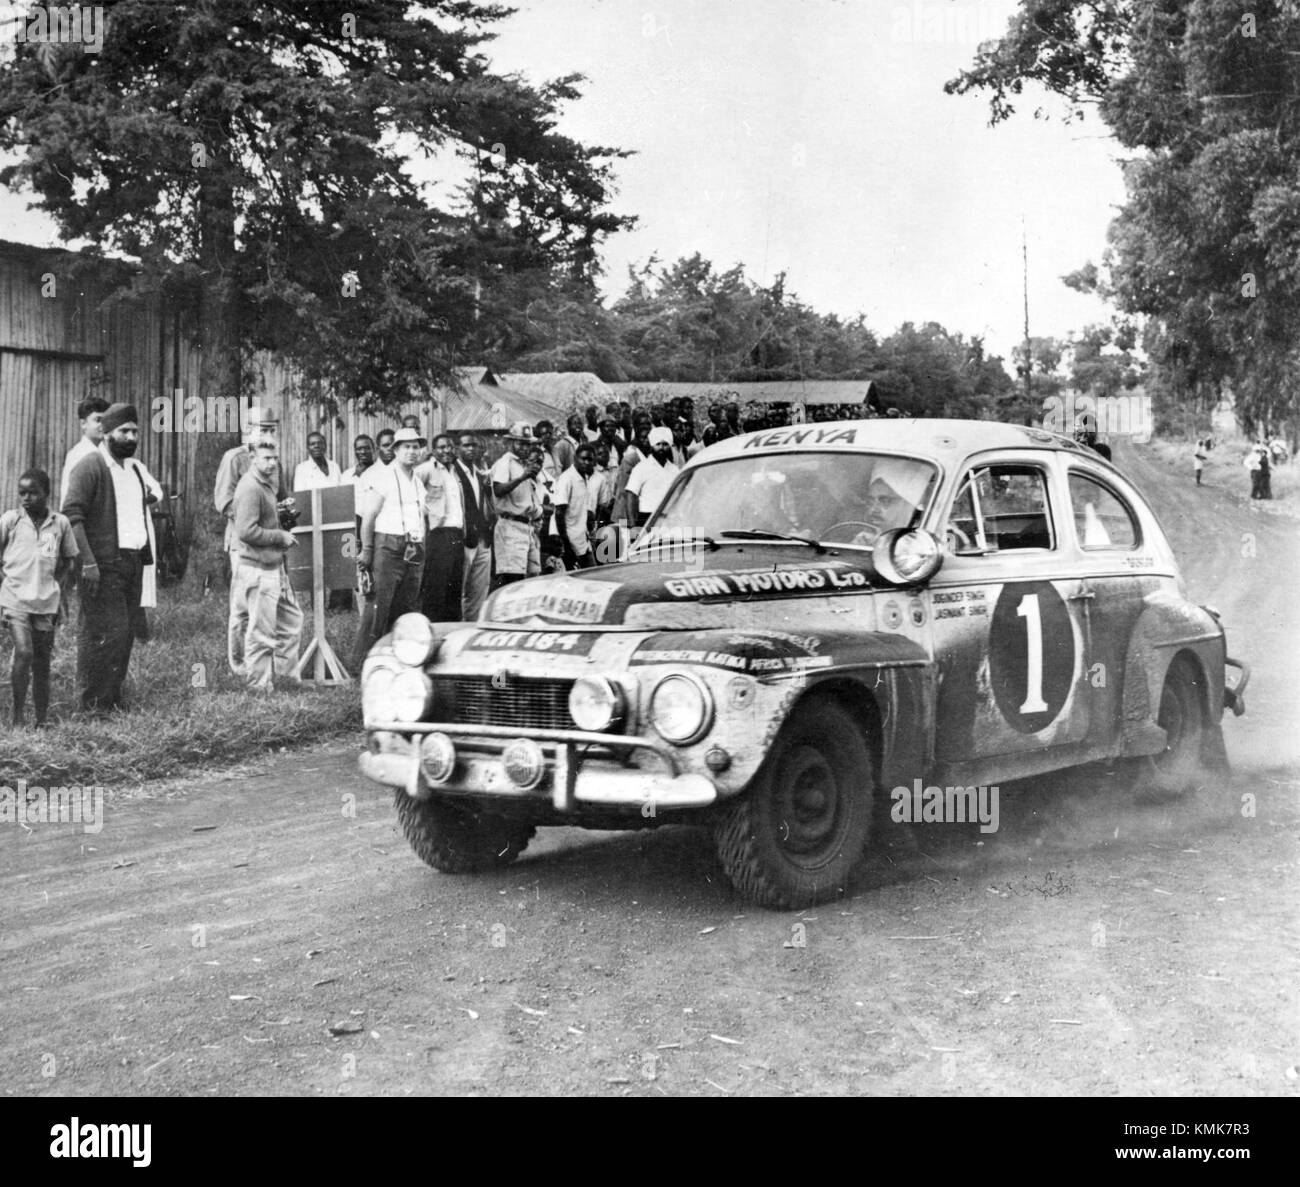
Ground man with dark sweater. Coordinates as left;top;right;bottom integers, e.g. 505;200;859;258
62;403;157;712
232;440;303;690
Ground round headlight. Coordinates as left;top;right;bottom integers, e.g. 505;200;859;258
875;528;943;586
389;668;433;723
650;674;713;745
391;613;439;666
502;738;546;790
568;676;624;732
362;664;398;726
420;732;457;785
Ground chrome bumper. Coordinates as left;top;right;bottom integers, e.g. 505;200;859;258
360;721;718;811
1224;656;1249;717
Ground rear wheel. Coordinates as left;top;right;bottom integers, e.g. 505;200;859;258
1139;656;1208;797
714;698;874;909
395;791;535;873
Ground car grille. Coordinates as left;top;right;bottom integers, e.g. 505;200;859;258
435;676;575;732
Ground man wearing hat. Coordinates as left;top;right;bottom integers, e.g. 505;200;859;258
214;405;285;675
624;425;680;527
489;422;542;590
355;426;428;661
62;403;160;711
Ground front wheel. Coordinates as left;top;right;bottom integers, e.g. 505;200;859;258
714;698;874;909
395;791;535;873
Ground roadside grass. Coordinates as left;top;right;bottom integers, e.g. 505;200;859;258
0;535;362;788
1142;433;1300;512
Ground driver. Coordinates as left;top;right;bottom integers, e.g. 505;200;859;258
849;477;915;547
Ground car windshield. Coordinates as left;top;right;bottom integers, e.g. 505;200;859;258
632;451;940;554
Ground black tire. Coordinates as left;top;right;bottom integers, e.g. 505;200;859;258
1141;656;1207;797
395;791;535;873
714;698;874;909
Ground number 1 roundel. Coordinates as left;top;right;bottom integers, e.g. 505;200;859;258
990;581;1075;734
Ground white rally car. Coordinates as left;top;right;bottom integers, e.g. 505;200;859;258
359;420;1247;908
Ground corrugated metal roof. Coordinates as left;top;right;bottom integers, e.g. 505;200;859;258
500;371;612;406
606;380;877;406
439;379;565;433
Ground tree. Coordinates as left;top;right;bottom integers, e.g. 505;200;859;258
0;0;633;488
948;0;1300;440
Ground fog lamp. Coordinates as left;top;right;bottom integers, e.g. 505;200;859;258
420;732;457;785
502;738;546;790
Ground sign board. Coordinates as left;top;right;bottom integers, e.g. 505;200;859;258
286;485;357;593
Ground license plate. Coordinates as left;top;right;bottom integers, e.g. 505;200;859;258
463;758;506;791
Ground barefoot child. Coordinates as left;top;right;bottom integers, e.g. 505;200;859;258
0;469;78;726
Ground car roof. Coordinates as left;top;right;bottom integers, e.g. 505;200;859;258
695;418;1093;466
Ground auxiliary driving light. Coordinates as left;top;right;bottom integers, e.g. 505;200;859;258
420;732;457;785
874;528;944;586
502;738;546;790
568;675;624;732
391;613;440;667
388;668;433;723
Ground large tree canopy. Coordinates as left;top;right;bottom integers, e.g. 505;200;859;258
948;0;1300;436
0;0;632;412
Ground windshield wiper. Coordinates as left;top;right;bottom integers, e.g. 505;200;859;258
719;529;826;554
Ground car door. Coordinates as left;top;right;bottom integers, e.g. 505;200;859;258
930;452;1092;766
1063;463;1164;751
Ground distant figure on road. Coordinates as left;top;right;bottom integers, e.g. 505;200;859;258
1244;443;1271;499
1194;437;1209;486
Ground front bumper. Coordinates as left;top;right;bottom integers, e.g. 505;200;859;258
360;720;718;811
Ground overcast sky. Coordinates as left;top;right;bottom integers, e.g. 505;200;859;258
482;0;1129;361
0;0;1130;363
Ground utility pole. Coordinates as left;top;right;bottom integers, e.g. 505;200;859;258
1022;219;1032;414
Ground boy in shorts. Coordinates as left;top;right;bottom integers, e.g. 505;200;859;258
0;469;79;726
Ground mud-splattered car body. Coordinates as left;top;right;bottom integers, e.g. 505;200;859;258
359;419;1247;907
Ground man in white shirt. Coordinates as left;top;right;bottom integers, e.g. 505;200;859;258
414;434;466;621
625;426;680;527
60;396;109;508
490;423;542;590
355;427;426;662
341;435;376;488
292;431;343;491
554;444;601;569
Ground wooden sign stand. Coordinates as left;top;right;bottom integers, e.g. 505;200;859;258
291;487;352;684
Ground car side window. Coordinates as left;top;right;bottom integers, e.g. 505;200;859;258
1068;472;1139;550
946;464;1055;553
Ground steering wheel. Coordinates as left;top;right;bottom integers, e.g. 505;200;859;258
945;524;973;552
822;520;880;544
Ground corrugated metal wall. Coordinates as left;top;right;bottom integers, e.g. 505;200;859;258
0;239;560;517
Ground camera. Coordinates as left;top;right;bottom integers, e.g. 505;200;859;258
277;497;300;531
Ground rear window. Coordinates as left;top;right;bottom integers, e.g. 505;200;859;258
1068;473;1139;550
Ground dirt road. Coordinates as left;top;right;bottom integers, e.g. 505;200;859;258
2;440;1296;1097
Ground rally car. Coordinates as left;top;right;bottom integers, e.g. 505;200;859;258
358;419;1248;909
